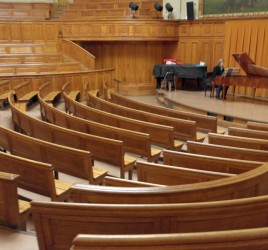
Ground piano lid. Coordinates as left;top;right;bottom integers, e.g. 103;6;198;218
232;53;255;76
233;52;268;78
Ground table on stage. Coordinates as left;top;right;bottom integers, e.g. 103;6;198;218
153;64;207;89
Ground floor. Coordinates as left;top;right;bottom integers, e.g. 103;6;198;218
0;89;268;250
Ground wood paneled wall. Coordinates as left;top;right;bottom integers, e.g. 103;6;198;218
0;19;268;97
83;41;176;95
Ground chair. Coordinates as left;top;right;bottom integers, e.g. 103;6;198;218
202;72;213;96
161;72;175;91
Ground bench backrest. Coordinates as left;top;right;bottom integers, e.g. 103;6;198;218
0;150;59;200
62;90;175;149
14;80;34;100
208;133;268;150
136;161;233;185
38;81;55;99
163;150;263;174
0;79;11;94
228;126;268;140
247;121;268;132
110;92;217;133
70;162;268;204
71;228;268;250
32;195;268;250
187;141;268;162
103;176;164;187
37;93;128;170
0;125;95;183
0;171;21;228
87;92;197;141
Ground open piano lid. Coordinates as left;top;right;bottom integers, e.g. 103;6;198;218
233;53;268;78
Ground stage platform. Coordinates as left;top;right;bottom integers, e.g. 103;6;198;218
128;90;268;128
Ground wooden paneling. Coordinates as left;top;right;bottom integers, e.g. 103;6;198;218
83;41;170;95
61;20;179;41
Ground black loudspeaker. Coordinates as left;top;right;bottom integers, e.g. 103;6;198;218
186;2;194;20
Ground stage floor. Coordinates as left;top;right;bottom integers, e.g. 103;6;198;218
128;90;268;124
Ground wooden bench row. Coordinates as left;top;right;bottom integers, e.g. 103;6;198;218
69;160;268;204
0;53;64;64
87;92;205;145
0;170;30;231
12;93;135;179
0;150;72;202
110;91;222;134
162;150;263;175
110;92;224;134
0;43;58;55
187;141;268;162
208;133;268;150
61;87;162;162
39;82;61;105
13;80;38;111
247;121;268;131
70;228;268;250
136;161;233;186
0;61;85;75
31;193;268;249
0;79;11;109
63;85;180;151
0;123;107;185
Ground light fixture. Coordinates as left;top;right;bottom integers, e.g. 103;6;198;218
154;2;163;12
165;3;173;19
154;2;163;18
129;2;139;18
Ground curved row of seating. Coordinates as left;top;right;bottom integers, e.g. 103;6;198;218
2;82;268;250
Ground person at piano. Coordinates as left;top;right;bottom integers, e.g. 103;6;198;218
212;58;229;99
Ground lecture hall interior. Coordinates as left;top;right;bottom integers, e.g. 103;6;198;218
1;0;268;249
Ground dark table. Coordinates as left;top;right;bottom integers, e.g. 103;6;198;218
153;64;207;89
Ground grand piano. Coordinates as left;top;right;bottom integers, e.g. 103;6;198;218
212;53;268;101
153;63;207;89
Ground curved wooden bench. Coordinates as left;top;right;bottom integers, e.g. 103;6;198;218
103;176;164;187
87;92;205;143
62;82;80;104
247;121;268;131
110;91;221;134
10;93;134;180
0;171;30;231
187;141;268;162
136;161;233;185
0;150;72;202
14;80;38;110
59;91;163;162
163;150;263;174
71;227;268;250
228;126;268;140
0;125;106;185
63;90;181;150
39;82;61;105
70;162;268;204
208;133;268;151
0;79;11;109
31;195;268;250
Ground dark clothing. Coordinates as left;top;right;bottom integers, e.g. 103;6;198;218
212;65;228;98
212;65;224;79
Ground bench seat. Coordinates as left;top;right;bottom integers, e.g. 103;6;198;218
16;90;38;102
42;90;61;103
